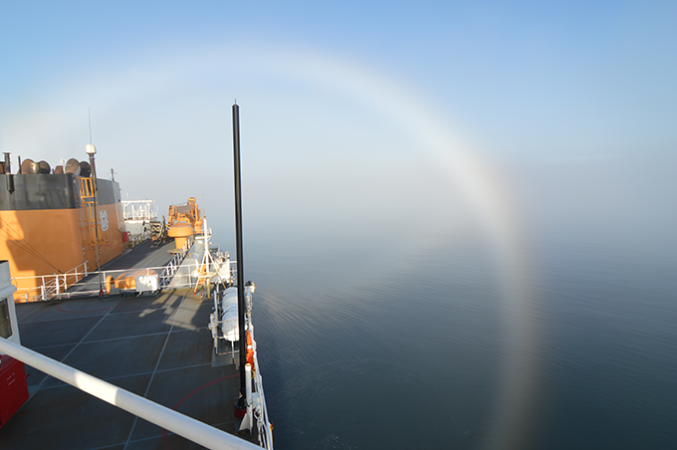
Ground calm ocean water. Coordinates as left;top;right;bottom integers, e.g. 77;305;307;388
218;155;677;449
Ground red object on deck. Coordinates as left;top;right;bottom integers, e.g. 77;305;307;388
0;354;29;429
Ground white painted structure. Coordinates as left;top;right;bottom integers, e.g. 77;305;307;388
122;199;158;242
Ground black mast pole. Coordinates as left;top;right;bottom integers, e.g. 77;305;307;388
232;102;247;392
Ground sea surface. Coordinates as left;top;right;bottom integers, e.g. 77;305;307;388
216;154;677;450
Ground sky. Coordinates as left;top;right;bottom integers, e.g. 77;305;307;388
0;0;676;253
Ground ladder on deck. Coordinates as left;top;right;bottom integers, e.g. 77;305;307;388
77;177;102;251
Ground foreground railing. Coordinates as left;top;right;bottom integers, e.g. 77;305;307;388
0;339;261;450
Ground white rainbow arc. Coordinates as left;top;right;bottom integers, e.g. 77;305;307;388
2;43;541;450
249;47;541;450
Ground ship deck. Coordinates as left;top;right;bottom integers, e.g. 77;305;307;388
0;242;251;450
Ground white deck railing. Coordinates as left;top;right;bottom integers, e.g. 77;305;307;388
160;240;191;288
11;238;200;301
209;283;272;450
12;262;89;302
11;260;236;301
122;199;158;221
249;319;274;449
0;339;262;450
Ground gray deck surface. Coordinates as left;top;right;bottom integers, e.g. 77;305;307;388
0;243;254;450
70;240;177;294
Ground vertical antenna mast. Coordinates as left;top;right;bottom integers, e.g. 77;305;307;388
232;102;247;392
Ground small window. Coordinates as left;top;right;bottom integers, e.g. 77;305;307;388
0;298;12;339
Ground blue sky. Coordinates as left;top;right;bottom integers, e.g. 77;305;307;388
0;1;675;252
0;1;677;152
3;1;675;156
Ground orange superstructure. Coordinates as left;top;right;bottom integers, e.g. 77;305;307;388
0;161;125;302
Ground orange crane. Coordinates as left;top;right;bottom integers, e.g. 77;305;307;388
167;197;204;250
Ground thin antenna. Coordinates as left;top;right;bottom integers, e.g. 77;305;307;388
232;102;246;391
88;107;93;144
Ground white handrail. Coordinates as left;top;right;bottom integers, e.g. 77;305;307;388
12;261;235;301
242;286;273;449
12;261;90;302
11;238;234;301
250;325;274;449
0;339;261;450
160;242;190;288
121;199;157;221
